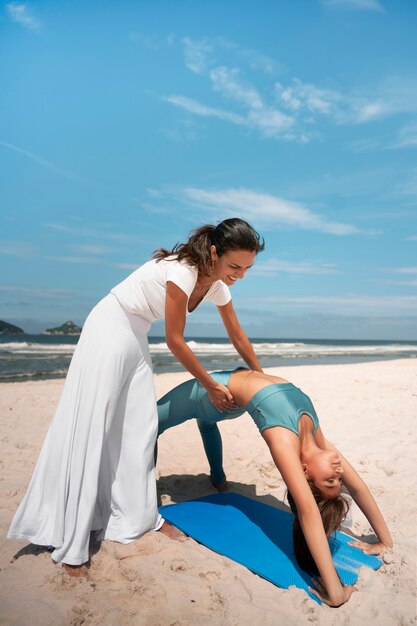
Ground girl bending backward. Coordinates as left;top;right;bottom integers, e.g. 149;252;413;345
157;367;393;607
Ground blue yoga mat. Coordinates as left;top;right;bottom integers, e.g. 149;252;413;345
160;492;381;603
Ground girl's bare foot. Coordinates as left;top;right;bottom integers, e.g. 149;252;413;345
215;480;229;492
62;563;90;578
158;521;188;542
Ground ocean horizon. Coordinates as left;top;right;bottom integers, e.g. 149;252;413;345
1;334;416;383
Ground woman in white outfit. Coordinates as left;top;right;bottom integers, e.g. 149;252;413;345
8;218;264;573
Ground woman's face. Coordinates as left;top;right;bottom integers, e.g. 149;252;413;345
211;247;256;286
305;450;344;498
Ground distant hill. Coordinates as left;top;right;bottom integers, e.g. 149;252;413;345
0;320;25;335
44;321;82;335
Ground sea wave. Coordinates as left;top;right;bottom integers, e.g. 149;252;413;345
150;340;417;358
0;369;69;382
1;339;416;359
0;342;76;355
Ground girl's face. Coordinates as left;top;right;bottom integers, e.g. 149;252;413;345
305;450;344;499
211;247;256;286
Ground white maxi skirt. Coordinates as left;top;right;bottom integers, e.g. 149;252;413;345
8;294;163;565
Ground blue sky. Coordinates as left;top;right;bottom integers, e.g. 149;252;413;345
1;0;417;338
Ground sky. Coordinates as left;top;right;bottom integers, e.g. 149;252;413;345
1;0;417;339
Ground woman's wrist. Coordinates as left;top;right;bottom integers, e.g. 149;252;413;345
203;376;218;391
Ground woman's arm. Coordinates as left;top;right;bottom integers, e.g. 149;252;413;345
217;301;263;372
262;428;356;607
165;282;236;412
316;429;393;552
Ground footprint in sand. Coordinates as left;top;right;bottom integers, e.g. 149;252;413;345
45;569;81;591
68;601;97;626
199;570;221;582
170;559;187;572
15;440;33;450
375;460;394;477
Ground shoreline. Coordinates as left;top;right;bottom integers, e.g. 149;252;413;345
1;353;416;384
1;359;416;625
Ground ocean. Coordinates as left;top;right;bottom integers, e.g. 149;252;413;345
0;335;416;383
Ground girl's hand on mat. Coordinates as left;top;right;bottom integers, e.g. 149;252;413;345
207;383;238;413
348;540;385;555
308;578;357;607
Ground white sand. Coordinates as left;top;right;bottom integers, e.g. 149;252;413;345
0;359;416;625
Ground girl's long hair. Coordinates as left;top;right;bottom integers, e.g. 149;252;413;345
152;218;265;274
287;483;350;575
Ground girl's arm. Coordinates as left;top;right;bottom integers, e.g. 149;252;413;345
316;429;393;553
165;282;236;413
217;301;263;372
262;428;356;607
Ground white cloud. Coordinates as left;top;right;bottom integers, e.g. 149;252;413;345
71;245;112;255
275;78;416;126
209;66;264;110
354;78;417;121
251;258;339;276
206;66;298;137
238;48;277;75
128;32;159;50
406;235;417;241
48;255;104;265
182;37;213;74
0;241;36;257
392;122;417;149
247;108;297;139
47;255;138;270
276;79;341;115
347;121;417;153
163;95;246;126
169;37;417;142
182;36;281;77
276;76;417;131
391;267;417;274
0;285;74;298
45;223;143;243
164;86;295;140
180;187;360;235
245;294;417;316
353;101;386;122
0;139;108;190
5;2;41;30
382;279;417;287
322;0;384;11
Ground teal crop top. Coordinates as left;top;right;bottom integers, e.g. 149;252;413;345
246;383;319;435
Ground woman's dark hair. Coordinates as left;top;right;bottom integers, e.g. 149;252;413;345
287;483;349;576
152;218;265;274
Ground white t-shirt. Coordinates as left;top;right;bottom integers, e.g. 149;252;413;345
111;257;231;323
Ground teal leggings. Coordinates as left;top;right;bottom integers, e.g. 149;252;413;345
157;370;246;486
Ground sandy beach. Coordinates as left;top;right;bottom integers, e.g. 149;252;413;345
0;359;416;625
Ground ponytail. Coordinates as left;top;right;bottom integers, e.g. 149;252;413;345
152;218;265;274
287;484;349;575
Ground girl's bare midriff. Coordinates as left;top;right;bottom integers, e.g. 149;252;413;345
228;369;289;407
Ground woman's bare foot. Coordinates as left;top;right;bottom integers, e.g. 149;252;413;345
158;521;188;542
62;563;90;578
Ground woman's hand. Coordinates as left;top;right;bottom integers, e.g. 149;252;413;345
348;540;386;555
308;577;357;607
207;383;238;413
